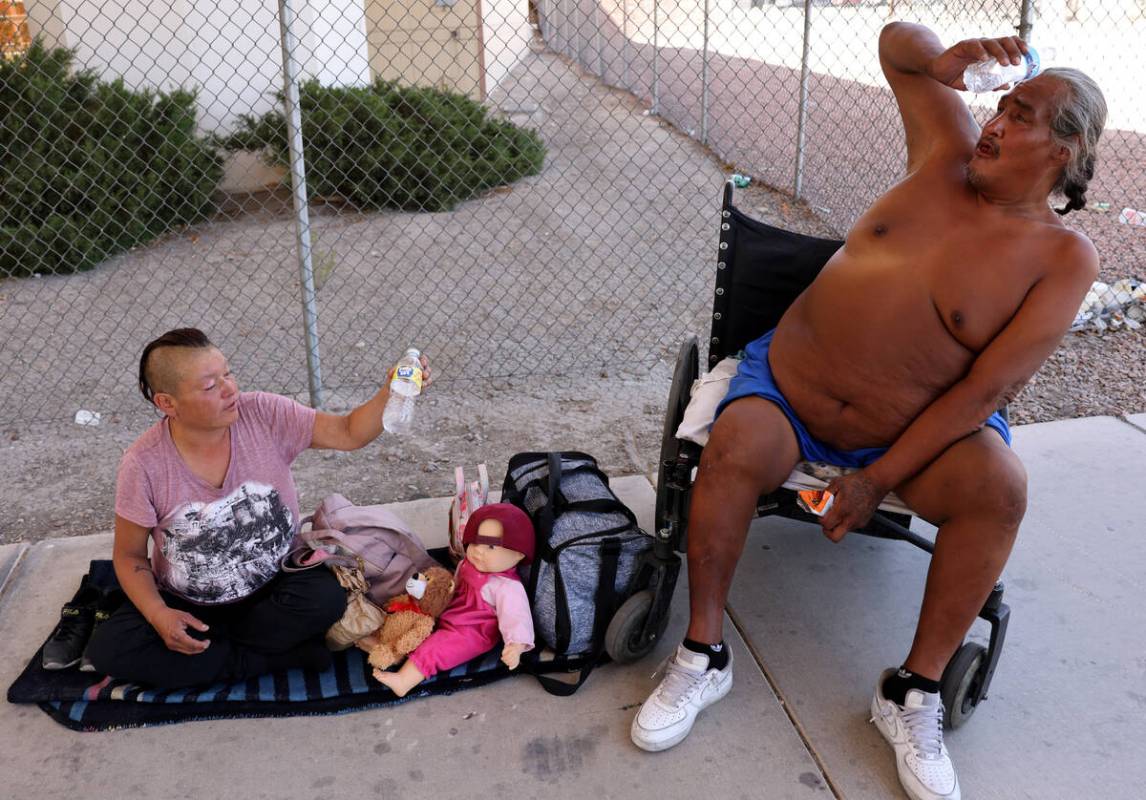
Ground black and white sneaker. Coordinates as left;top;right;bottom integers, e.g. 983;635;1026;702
42;580;101;671
77;586;122;669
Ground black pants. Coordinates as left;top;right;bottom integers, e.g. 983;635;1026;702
86;567;346;689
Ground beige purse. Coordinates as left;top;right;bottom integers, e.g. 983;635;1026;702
324;565;386;650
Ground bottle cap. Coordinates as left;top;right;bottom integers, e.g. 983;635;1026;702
1023;46;1040;81
404;348;421;358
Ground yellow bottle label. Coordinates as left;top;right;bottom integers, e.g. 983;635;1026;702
394;364;423;391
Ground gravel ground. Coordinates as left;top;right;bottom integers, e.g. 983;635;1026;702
1012;330;1146;425
1;38;1142;545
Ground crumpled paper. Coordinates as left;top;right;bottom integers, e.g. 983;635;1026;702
74;409;101;426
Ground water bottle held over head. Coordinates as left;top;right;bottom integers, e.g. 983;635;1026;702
383;348;423;434
963;46;1040;93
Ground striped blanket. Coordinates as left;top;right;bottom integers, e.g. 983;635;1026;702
7;561;513;731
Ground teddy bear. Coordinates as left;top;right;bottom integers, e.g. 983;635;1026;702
357;565;455;671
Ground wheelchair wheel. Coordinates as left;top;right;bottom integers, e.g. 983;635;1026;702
654;336;698;535
604;590;666;664
940;642;987;730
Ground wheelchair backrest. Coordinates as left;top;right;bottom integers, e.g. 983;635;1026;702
709;181;844;369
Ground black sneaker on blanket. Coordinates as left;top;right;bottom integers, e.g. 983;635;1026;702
42;578;101;671
78;589;124;673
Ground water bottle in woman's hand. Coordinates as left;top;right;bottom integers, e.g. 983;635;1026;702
383;348;423;434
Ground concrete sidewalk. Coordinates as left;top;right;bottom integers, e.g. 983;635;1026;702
2;414;1144;800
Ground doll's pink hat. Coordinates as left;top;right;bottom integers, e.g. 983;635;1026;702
462;503;535;565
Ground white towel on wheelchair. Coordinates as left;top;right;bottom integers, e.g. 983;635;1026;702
674;357;915;518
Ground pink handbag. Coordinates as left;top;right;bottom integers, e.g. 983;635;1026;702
282;493;437;605
448;464;489;562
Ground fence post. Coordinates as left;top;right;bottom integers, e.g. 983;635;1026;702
623;0;630;89
700;0;710;143
793;0;813;201
578;0;586;68
652;0;659;114
277;0;323;408
1017;0;1034;41
595;0;602;76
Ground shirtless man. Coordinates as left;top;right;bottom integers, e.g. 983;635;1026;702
630;22;1107;800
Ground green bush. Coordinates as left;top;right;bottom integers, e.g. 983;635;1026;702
220;79;546;212
0;40;222;277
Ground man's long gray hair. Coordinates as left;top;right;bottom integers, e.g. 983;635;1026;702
1043;67;1107;215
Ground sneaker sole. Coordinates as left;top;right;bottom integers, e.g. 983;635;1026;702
42;657;81;671
631;671;734;753
631;723;692;753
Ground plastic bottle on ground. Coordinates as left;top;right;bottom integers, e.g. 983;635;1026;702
962;47;1040;93
382;348;423;434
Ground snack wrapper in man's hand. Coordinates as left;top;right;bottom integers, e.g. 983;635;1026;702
797;489;835;517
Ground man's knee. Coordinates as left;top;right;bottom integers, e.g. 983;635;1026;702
699;400;798;491
957;446;1028;531
698;430;758;482
982;452;1028;530
905;434;1027;533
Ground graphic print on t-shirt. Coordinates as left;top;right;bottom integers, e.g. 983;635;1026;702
157;481;294;604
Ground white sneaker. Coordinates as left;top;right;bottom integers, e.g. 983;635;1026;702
631;644;733;752
870;669;960;800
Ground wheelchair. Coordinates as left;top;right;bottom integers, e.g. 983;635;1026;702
604;180;1011;730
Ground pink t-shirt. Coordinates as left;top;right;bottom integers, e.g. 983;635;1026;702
115;391;316;605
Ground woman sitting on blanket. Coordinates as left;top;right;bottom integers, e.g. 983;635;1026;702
86;328;430;688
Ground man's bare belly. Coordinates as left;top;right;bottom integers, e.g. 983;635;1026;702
763;161;1065;450
769;252;978;451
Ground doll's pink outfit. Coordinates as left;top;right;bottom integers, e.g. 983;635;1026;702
408;558;534;678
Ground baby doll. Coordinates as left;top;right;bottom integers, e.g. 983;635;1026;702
374;503;535;697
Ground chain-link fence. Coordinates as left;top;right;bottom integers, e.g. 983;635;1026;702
1;0;1143;430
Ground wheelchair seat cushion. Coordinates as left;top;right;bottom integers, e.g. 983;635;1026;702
674;355;741;447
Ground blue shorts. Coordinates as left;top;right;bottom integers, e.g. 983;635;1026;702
715;330;1012;469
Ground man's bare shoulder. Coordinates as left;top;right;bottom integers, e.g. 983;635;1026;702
1034;223;1099;282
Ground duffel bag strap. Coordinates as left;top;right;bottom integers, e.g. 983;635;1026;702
521;649;606;697
528;451;564;565
527;662;599;697
558;498;639;527
540;451;562;532
525;537;624;697
593;539;623;645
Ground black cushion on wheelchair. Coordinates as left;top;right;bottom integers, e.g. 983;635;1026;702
713;203;844;362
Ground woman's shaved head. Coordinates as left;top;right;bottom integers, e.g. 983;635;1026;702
139;328;215;404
